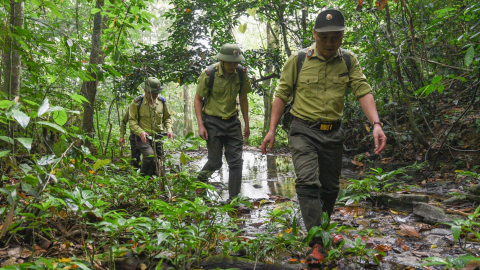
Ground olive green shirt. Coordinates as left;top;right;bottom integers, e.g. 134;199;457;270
276;44;372;122
128;96;173;136
120;110;129;138
196;62;253;118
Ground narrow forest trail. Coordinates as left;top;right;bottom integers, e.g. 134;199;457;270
184;147;480;269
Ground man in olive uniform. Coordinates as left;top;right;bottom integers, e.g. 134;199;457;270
119;110;141;169
194;43;252;200
129;77;174;177
261;9;387;263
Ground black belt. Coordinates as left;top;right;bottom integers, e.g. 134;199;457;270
204;113;237;121
293;117;341;131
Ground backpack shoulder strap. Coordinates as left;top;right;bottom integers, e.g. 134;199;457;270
340;48;352;72
205;64;217;91
236;65;246;92
158;96;166;103
136;95;144;121
290;48;308;104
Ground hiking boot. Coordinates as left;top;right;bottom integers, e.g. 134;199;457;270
305;244;327;264
332;233;344;246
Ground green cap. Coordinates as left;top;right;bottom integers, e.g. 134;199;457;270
139;77;162;93
216;43;245;62
315;9;345;33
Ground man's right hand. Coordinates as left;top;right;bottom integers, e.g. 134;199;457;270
261;131;276;154
119;137;125;147
198;125;208;140
140;132;148;143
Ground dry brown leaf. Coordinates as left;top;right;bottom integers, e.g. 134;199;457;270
374;244;392;252
351;159;364;166
376;0;388;11
354;236;374;248
0;204;16;239
356;0;363;11
463;260;480;270
399;225;421;238
340;206;365;216
396;237;409;251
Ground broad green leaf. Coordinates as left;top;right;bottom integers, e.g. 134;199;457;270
91;8;101;14
465;45;475;67
22;99;40;109
247;8;257;17
238;23;247;34
38;98;50;117
48;76;57;84
180;152;187;165
424;84;437;95
437;85;445;94
11;109;30;128
44;1;64;18
17;137;33;152
38;121;65;133
431;76;442;84
0;100;13;109
24;175;39;185
0;136;14;145
71;94;89;104
52;110;68;126
451;225;461;244
0;150;10;158
93;159;111;170
22;182;37;197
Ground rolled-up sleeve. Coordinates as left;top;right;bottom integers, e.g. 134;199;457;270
348;53;372;99
162;102;173;133
275;53;297;103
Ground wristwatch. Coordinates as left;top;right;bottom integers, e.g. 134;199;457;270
373;121;384;128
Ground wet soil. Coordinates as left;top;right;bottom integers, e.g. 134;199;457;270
186;147;480;269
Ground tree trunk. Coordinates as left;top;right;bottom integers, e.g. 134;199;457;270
2;0;24;98
384;4;430;149
262;22;278;136
183;84;194;136
81;0;104;142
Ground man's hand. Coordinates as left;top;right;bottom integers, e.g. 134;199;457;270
119;137;125;147
243;124;250;139
373;125;387;154
140;132;148;143
198;124;208;140
261;131;276;154
167;132;174;141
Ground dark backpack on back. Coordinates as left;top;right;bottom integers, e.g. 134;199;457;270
202;64;246;108
280;48;352;131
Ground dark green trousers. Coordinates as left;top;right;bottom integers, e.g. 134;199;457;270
136;135;163;177
129;132;141;169
197;114;243;199
289;119;344;232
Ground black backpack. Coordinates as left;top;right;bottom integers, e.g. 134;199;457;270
280;48;352;131
202;64;246;108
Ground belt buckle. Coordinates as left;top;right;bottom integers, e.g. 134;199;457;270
222;116;229;120
320;124;332;131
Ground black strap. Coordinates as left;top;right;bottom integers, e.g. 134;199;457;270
340;48;352;71
137;96;165;122
289;48;308;107
203;64;245;107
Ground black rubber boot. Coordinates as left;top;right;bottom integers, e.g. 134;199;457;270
228;168;242;199
298;196;323;247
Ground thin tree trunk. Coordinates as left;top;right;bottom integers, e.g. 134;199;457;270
263;22;277;136
2;0;24;98
183;84;194;136
385;4;430;149
82;0;104;143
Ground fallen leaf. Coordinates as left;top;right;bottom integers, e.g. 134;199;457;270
288;258;298;263
374;244;392;252
57;258;71;263
430;244;437;249
398;225;421;238
463;261;480;270
340;206;365;216
354;236;374;248
396;238;409;251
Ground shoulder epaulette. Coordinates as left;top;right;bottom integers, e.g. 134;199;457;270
134;95;144;103
158;96;166;103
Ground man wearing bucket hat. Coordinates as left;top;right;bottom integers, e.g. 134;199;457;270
194;43;252;200
261;9;387;264
129;77;173;177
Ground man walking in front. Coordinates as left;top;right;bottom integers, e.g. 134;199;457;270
261;9;387;264
129;77;173;177
194;43;252;200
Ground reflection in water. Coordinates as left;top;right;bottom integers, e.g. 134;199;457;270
190;151;296;200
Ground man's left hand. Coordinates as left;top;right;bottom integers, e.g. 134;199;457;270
243;125;250;139
373;126;387;154
167;132;174;141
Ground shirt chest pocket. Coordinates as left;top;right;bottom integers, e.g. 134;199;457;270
298;76;319;98
332;76;349;97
